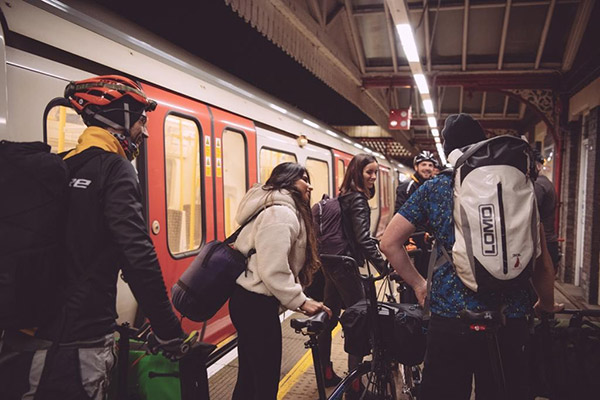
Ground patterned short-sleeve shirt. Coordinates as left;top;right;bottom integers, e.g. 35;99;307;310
398;173;532;318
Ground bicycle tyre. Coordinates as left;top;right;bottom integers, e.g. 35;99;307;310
329;361;398;400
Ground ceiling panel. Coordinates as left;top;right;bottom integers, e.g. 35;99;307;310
541;3;578;64
357;13;393;66
484;91;506;114
504;5;548;64
440;86;461;114
468;8;504;56
462;90;484;114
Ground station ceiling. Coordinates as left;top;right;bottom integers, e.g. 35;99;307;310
92;0;599;166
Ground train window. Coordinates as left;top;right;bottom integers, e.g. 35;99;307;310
380;169;390;210
336;159;345;189
45;105;86;153
164;115;203;255
222;129;247;237
305;158;329;207
259;148;296;183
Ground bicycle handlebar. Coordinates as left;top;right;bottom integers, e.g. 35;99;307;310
319;254;390;282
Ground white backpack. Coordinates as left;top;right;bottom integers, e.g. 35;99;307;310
447;135;541;293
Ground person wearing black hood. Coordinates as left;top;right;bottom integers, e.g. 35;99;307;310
381;114;562;400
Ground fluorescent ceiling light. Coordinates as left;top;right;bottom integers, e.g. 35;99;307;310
373;152;381;157
354;143;364;149
423;99;434;114
378;154;386;160
431;128;440;137
434;137;441;144
395;24;420;62
414;74;429;94
302;119;319;129
397;163;405;169
436;143;444;154
342;138;353;144
428;117;438;128
269;104;287;114
325;129;339;137
364;148;373;154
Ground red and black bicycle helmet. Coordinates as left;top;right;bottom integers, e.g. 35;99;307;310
64;75;157;160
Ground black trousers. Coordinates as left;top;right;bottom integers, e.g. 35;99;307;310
420;314;530;400
229;285;281;400
317;259;364;369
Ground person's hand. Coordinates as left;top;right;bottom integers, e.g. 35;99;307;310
414;280;428;308
300;299;332;319
147;330;199;361
534;300;564;317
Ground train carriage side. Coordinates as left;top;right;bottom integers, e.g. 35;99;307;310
0;0;399;347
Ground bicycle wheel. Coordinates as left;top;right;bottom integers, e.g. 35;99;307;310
332;361;398;400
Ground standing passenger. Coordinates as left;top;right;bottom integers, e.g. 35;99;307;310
0;76;187;400
381;114;562;400
229;162;331;400
317;153;387;391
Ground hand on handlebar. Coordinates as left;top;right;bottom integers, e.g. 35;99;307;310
300;299;332;319
147;330;199;361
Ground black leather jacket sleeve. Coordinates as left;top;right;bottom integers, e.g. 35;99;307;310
394;182;410;213
339;192;386;272
103;158;183;340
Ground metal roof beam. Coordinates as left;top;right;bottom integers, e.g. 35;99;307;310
343;0;367;75
353;0;577;14
308;0;324;27
412;118;525;130
462;0;469;71
535;0;556;69
423;0;431;72
498;0;512;70
383;1;398;73
481;91;487;117
362;71;560;89
562;0;594;72
503;95;509;117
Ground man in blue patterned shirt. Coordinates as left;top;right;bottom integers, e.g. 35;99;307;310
381;114;561;400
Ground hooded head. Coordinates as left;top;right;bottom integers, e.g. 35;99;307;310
442;113;486;157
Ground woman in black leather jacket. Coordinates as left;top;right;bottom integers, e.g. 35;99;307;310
317;153;386;390
338;154;386;273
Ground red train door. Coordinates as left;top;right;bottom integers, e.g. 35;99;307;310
141;84;219;339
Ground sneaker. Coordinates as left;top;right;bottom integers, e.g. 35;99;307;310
323;362;342;388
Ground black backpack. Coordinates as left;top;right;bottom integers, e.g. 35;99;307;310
0;141;102;330
311;195;347;256
0;141;70;329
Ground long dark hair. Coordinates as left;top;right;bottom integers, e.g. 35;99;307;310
339;153;378;198
264;162;320;286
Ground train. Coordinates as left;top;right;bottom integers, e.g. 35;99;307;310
0;0;410;349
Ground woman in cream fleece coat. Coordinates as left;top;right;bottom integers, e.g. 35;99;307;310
229;162;331;400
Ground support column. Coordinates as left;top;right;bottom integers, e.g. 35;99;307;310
582;106;600;304
559;120;580;283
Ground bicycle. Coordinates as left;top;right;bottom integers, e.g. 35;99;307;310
291;254;400;400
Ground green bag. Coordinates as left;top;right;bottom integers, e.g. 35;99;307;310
128;350;181;400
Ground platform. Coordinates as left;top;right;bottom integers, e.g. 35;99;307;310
208;285;579;400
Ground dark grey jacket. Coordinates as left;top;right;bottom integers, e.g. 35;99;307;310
38;147;182;342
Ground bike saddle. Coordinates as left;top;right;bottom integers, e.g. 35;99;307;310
459;309;505;326
290;311;329;335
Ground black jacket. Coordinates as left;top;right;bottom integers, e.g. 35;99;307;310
394;173;428;214
38;147;183;342
338;191;386;272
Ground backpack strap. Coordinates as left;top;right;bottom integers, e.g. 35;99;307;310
223;205;273;247
423;239;453;320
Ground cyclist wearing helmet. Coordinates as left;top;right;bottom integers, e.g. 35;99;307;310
394;150;436;213
0;76;188;399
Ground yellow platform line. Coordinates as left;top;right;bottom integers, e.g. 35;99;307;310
277;323;342;399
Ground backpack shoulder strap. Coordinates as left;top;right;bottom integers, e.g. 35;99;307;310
423;239;454;320
224;205;273;245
